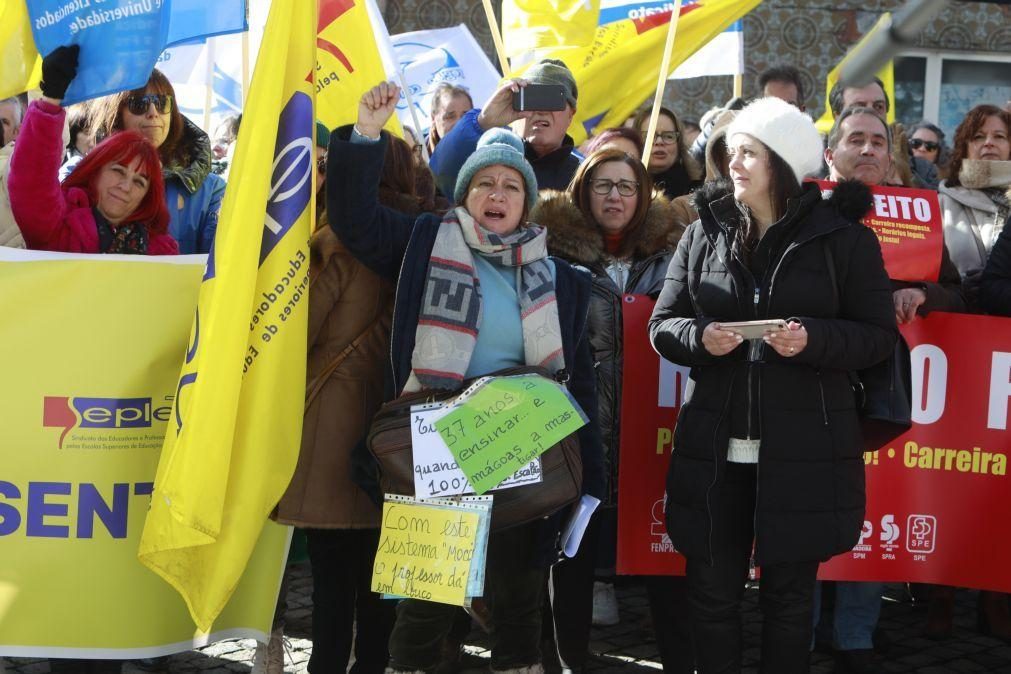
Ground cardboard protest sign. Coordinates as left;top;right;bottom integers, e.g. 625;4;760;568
434;375;587;495
411;403;541;498
816;181;943;282
372;495;488;606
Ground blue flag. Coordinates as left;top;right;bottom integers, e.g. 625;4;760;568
27;0;246;105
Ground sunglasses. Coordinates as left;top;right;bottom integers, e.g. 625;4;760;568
317;155;327;174
125;94;173;116
590;179;639;196
909;138;939;152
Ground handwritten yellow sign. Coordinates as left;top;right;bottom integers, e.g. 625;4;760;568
372;500;480;606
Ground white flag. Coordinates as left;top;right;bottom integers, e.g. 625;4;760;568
390;25;501;139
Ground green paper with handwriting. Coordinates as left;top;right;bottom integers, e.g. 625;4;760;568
434;375;587;494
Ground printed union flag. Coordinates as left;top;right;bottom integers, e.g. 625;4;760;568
521;0;762;144
138;0;313;632
502;0;601;57
316;0;401;135
21;0;245;105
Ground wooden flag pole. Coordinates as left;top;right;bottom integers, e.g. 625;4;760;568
397;70;431;163
480;0;511;78
242;32;251;103
733;73;743;98
202;38;215;133
641;0;683;171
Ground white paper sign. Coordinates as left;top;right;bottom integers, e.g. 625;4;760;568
411;403;541;499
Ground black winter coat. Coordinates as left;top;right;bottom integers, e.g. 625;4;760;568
980;214;1011;316
648;180;898;566
532;191;683;505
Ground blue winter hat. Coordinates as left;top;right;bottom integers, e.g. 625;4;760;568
454;128;539;210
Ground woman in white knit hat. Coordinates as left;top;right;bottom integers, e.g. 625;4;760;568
647;97;898;673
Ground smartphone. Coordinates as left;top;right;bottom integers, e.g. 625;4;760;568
512;84;567;112
720;319;789;340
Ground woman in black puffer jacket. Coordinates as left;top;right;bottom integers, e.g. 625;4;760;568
648;98;897;673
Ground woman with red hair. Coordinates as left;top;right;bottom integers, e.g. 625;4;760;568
9;46;177;255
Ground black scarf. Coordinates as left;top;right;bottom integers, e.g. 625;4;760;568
94;209;149;254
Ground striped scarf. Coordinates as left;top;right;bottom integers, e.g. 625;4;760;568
404;207;564;392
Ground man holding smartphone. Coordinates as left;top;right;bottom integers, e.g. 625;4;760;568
430;59;582;197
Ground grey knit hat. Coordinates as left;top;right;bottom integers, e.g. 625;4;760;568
454;128;539;210
524;58;577;108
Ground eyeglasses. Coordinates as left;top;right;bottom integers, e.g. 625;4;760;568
653;131;679;145
909;138;939;152
125;94;173;116
317;154;327;174
590;179;639;196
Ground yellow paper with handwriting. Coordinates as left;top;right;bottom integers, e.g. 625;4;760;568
372;501;479;606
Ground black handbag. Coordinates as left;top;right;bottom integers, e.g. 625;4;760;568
823;242;913;450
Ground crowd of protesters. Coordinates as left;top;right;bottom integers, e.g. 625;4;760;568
3;42;1011;674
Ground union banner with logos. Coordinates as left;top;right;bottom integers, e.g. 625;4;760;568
616;296;1011;592
0;249;289;657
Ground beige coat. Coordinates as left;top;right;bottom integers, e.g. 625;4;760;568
0;141;26;249
938;160;1011;276
274;225;395;529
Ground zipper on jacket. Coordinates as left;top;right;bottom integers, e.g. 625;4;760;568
389;224;419;390
816;370;829;426
706;378;735;567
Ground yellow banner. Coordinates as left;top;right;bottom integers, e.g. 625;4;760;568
316;0;401;135
815;13;896;134
138;0;313;633
0;0;41;99
524;0;761;144
502;0;601;57
0;249;288;654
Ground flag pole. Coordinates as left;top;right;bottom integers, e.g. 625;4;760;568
480;0;511;77
242;33;251;102
203;38;215;132
733;73;743;98
397;70;431;163
641;0;683;170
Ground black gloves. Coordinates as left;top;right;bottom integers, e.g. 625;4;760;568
41;45;80;100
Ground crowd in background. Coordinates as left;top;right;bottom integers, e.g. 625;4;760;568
3;44;1011;674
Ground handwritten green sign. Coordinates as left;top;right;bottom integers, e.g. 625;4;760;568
434;375;587;494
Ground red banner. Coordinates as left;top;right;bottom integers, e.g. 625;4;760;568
820;312;1011;592
816;180;943;282
615;294;685;575
616;299;1011;591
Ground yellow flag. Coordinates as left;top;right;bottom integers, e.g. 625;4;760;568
502;0;601;57
0;0;41;99
138;0;313;632
316;0;401;135
524;0;761;145
815;13;896;134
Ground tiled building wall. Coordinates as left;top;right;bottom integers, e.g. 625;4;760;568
381;0;1011;125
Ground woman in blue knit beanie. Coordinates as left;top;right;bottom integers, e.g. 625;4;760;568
326;81;604;673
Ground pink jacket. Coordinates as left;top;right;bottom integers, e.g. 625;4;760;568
8;100;178;255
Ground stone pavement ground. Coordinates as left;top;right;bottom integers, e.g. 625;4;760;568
4;562;1011;673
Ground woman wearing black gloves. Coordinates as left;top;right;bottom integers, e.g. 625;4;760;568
648;97;898;673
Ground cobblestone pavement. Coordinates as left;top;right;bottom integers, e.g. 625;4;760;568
4;563;1011;673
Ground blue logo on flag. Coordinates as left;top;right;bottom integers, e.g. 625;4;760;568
260;92;313;266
